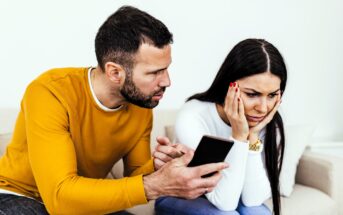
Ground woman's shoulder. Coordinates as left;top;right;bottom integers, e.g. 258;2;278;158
179;99;215;116
181;99;213;110
176;99;218;125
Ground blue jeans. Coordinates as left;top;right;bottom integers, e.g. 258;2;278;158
155;196;271;215
0;194;133;215
0;194;49;215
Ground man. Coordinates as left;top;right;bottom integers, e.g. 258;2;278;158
0;6;227;214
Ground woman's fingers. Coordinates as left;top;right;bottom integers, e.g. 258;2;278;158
232;83;239;117
224;82;240;118
224;83;235;115
238;92;245;118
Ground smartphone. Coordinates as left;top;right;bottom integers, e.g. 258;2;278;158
188;135;234;177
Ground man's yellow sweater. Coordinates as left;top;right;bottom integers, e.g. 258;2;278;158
0;67;154;214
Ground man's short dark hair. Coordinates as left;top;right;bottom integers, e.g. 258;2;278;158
95;6;173;71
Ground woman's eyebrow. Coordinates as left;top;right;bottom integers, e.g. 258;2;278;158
242;88;280;94
242;88;261;93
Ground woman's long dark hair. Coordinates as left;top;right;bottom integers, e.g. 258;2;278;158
188;39;287;215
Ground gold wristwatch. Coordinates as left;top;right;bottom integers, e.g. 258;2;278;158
249;139;263;152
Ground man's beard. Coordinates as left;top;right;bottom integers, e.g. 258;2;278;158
120;75;165;109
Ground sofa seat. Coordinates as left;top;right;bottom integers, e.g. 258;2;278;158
265;184;337;215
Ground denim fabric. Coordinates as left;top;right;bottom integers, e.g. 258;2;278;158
0;194;48;215
0;194;133;215
236;202;271;215
155;196;271;215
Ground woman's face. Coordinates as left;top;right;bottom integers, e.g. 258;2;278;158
237;72;281;127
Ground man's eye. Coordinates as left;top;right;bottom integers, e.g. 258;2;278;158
151;70;164;75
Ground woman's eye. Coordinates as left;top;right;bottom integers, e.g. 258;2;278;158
246;93;259;97
268;93;278;98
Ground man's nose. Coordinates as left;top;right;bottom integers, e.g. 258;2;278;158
159;70;171;87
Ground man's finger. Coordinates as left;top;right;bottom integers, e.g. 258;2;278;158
174;143;193;155
153;158;165;170
198;171;223;188
156;144;184;158
156;136;172;146
192;162;229;177
177;150;194;166
153;151;174;162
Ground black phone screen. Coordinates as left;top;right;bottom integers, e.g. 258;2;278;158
188;135;234;176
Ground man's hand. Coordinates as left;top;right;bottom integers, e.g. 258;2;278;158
144;150;229;200
153;136;192;170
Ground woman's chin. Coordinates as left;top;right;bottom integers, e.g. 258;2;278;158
248;121;259;127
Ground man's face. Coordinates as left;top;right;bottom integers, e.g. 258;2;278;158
120;43;171;108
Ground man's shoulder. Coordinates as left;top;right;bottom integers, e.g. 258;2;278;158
24;67;90;106
34;67;88;84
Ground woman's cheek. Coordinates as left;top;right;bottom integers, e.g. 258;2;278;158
241;97;254;112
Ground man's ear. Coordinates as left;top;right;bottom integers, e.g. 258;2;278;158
104;62;125;84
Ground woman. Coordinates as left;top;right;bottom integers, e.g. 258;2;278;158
155;39;286;215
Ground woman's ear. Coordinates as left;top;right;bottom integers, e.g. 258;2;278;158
104;62;125;84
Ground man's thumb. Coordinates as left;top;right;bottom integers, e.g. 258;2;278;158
156;136;171;146
179;150;194;166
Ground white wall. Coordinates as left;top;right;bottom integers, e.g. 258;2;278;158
1;0;342;140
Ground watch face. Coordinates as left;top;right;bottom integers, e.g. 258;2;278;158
249;139;262;151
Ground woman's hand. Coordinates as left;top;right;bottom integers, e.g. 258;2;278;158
223;82;249;142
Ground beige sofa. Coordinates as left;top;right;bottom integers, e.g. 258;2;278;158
1;109;343;215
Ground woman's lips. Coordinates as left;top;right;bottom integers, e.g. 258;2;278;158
246;115;265;122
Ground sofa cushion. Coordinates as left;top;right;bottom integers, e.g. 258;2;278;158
280;124;315;196
151;109;178;148
0;132;12;155
0;108;18;134
264;184;337;215
127;200;155;215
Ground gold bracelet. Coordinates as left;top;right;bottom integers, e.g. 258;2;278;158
249;139;262;151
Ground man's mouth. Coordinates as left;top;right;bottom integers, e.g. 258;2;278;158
152;90;165;100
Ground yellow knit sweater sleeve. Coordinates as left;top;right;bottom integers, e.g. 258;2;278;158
123;112;155;177
23;82;149;215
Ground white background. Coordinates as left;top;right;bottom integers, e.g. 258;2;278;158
0;0;342;140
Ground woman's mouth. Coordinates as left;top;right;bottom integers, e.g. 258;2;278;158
246;115;265;122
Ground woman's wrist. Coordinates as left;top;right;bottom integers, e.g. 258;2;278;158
248;133;259;143
232;134;248;142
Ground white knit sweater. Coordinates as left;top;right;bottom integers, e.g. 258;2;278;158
175;99;271;211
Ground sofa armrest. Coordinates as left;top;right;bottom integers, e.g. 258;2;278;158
295;151;343;213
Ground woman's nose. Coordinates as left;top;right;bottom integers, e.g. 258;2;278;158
255;98;268;114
